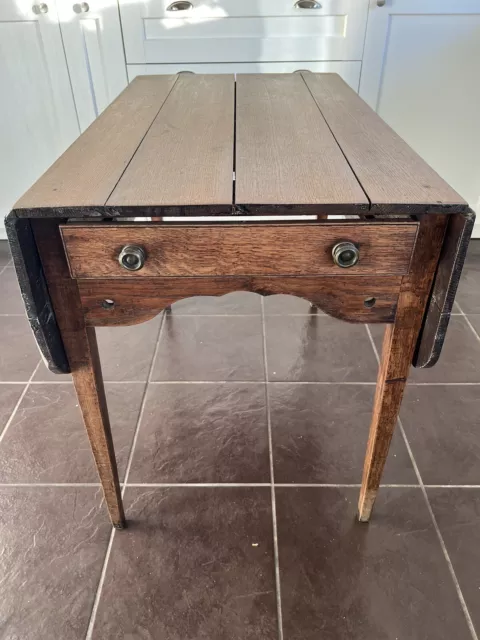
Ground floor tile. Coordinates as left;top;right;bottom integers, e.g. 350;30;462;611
0;316;39;382
0;267;25;314
428;488;480;634
270;384;416;484
0;240;11;267
152;315;265;381
0;383;144;482
130;383;269;483
276;487;472;640
466;314;480;337
370;316;480;382
0;486;111;640
170;291;261;315
92;487;277;639
265;316;378;382
0;384;25;432
34;315;162;382
455;240;480;314
264;294;323;315
400;385;480;485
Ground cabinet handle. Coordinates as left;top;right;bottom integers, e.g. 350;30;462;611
294;0;321;8
32;3;49;13
73;2;90;12
167;1;193;10
332;242;359;268
377;0;386;6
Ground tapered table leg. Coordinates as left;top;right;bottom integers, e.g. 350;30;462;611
358;214;448;522
33;220;125;528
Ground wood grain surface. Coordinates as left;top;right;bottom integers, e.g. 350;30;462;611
61;222;418;278
358;214;448;521
235;74;368;211
301;73;467;214
77;275;402;326
32;220;125;528
15;76;177;211
107;74;234;209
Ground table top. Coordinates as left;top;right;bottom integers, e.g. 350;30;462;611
13;72;467;218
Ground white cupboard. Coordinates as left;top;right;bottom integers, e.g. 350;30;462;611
360;0;480;236
0;2;79;235
56;0;127;131
119;0;369;64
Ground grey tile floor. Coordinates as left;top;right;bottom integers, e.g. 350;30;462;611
0;239;480;639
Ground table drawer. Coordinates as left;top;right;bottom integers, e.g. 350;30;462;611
61;223;418;279
119;0;369;64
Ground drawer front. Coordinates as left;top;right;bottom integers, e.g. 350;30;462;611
127;62;362;92
120;0;369;64
61;223;418;278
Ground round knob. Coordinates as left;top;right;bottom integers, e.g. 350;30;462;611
73;2;90;12
32;3;49;14
377;0;386;6
332;242;359;268
118;245;146;271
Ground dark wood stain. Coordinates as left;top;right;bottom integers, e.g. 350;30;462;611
61;222;418;278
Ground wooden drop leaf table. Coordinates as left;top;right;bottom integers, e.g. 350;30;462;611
6;73;474;529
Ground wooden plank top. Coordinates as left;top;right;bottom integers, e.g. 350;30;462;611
12;72;468;216
301;72;467;213
107;74;235;210
234;74;368;212
14;75;178;211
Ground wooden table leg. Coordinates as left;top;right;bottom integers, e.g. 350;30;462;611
358;214;448;522
32;220;125;528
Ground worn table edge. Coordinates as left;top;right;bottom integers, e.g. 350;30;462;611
413;208;475;368
4;211;70;374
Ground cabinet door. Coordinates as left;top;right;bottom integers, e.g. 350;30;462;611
57;0;128;131
0;1;79;235
360;0;480;235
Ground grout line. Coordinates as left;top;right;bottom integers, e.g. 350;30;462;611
122;314;166;491
85;527;116;640
0;314;26;317
0;483;101;488
0;361;40;446
457;304;480;345
127;483;271;488
365;324;380;362
0;481;478;489
399;418;479;640
261;297;284;640
85;313;166;640
366;321;479;639
6;379;480;386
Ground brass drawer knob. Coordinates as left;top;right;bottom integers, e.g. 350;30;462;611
332;241;359;268
118;245;146;271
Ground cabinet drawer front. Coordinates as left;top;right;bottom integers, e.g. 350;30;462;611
120;0;368;63
61;223;418;278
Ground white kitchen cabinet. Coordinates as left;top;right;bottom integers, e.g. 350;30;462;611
119;0;369;64
360;0;480;236
0;1;80;238
128;61;362;91
57;0;128;132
